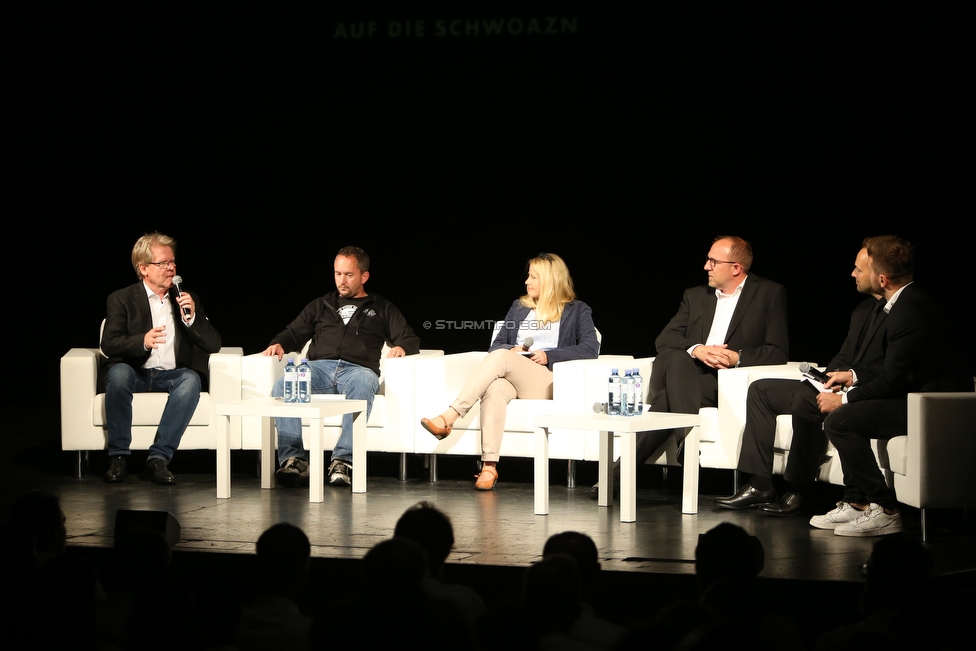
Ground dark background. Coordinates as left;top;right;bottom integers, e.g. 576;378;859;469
9;5;972;450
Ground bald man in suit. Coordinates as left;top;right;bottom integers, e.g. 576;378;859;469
636;235;789;467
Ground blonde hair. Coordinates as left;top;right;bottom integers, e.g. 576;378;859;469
131;232;176;280
519;252;577;323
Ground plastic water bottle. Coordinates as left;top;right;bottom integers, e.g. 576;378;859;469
621;369;635;416
608;368;622;415
631;368;644;415
297;358;311;403
283;358;297;403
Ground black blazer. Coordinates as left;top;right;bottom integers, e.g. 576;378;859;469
655;273;789;367
826;296;887;376
848;283;973;402
100;282;222;381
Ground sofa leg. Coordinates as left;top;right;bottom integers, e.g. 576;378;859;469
426;454;438;482
74;451;88;478
920;508;928;543
567;460;576;488
398;453;408;481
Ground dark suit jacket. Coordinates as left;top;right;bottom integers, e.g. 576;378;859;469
848;283;973;403
826;296;887;376
654;273;789;367
100;282;222;387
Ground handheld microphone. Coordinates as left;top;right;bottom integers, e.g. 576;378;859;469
520;336;534;351
172;275;192;318
799;362;829;384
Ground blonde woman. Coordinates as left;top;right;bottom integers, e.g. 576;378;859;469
421;253;600;490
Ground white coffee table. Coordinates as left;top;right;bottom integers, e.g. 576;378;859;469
533;411;702;522
215;396;368;502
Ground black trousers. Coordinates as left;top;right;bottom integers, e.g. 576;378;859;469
824;397;906;509
634;348;718;466
736;378;828;484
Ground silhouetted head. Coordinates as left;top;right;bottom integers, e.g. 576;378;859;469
522;553;582;636
394;501;454;574
362;537;429;596
256;522;310;594
695;522;764;589
543;530;600;588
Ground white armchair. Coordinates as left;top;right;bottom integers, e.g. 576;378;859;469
612;360;813;488
60;340;244;477
240;343;443;478
413;351;633;482
885;391;976;541
713;366;976;539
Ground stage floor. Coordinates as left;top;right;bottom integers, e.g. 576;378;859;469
6;448;974;581
5;446;975;644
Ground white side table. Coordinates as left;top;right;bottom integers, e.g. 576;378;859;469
215;397;368;502
533;411;702;522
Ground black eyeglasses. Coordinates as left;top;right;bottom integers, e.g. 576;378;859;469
538;252;552;261
146;260;177;269
705;257;737;269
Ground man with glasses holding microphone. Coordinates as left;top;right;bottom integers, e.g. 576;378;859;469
101;232;222;485
600;236;789;493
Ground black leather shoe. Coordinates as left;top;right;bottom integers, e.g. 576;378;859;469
713;484;777;510
758;491;805;517
104;455;128;483
142;458;176;485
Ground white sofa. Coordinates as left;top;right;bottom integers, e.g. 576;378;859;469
60;343;244;477
240;343;443;478
412;343;633;483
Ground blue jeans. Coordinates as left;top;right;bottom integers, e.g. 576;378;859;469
271;359;378;464
104;364;202;462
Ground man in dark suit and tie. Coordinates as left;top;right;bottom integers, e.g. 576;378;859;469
629;236;790;479
714;244;887;514
811;234;973;536
100;232;222;484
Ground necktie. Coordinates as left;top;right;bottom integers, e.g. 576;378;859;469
853;300;885;361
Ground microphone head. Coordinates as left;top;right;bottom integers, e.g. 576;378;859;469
524;337;534;347
799;362;811;373
172;275;183;287
592;401;607;414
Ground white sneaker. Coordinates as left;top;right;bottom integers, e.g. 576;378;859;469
834;504;903;537
809;501;863;530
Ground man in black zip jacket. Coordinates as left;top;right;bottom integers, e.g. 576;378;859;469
262;246;420;488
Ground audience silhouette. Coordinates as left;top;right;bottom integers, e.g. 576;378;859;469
393;500;487;633
235;522;313;651
5;493;972;651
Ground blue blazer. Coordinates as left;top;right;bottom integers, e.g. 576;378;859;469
489;299;600;370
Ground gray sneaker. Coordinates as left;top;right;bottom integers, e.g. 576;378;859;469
276;457;309;487
809;501;863;530
328;459;352;486
834;504;903;537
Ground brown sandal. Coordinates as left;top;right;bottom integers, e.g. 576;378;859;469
474;465;498;491
420;415;452;440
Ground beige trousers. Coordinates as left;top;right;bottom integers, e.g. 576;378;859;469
450;349;554;462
